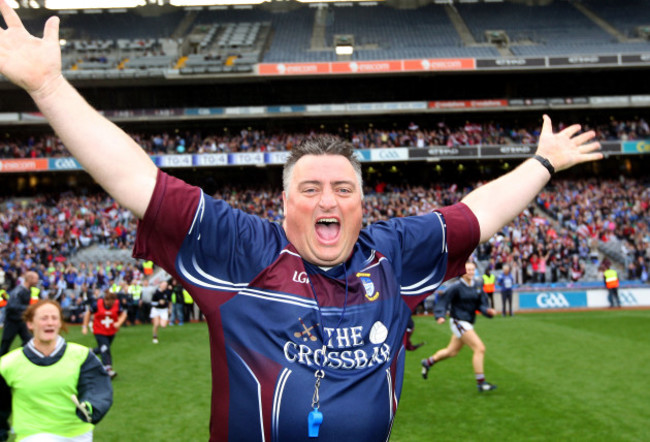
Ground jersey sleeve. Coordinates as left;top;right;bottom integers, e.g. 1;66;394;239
362;202;479;311
362;211;447;300
0;372;10;441
435;202;480;281
133;170;203;273
133;170;286;291
434;284;456;319
76;351;113;424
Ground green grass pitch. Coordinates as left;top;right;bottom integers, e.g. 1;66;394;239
5;309;649;441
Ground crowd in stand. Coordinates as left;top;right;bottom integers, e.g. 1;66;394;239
0;192;137;302
1;176;648;325
474;177;650;286
536;178;650;281
2;117;649;158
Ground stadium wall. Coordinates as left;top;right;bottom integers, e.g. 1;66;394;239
517;288;650;310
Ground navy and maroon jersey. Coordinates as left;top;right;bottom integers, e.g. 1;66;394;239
134;170;479;441
90;298;122;336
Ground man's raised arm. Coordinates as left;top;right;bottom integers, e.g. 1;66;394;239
462;114;603;243
0;0;157;218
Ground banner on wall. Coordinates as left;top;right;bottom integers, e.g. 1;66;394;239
0;158;48;173
518;288;650;310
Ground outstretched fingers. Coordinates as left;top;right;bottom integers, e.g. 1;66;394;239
0;0;24;29
540;114;553;136
578;141;602;154
43;15;60;42
558;123;582;139
571;130;597;147
541;115;583;140
576;150;604;165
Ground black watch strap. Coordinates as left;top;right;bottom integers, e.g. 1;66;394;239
533;154;555;176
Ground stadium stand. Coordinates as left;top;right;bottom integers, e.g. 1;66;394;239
582;0;650;39
5;0;649;75
321;3;501;61
2;117;648;158
2;175;648;309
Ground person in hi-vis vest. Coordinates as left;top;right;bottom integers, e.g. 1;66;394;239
29;286;40;305
142;260;154;276
482;268;496;308
604;267;620;308
1;300;113;441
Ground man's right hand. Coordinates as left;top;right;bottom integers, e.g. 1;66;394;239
0;0;63;97
0;0;158;220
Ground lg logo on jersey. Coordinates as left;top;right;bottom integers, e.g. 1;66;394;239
536;292;570;308
292;271;309;284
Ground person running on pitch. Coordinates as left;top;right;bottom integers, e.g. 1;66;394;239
421;261;498;392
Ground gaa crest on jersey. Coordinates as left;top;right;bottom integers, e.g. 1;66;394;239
357;272;379;301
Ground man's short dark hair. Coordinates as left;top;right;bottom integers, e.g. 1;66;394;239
282;135;363;196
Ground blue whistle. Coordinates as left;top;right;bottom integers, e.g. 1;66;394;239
308;408;323;438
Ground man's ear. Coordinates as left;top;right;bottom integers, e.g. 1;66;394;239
282;191;288;218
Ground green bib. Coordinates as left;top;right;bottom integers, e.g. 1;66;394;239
0;343;94;440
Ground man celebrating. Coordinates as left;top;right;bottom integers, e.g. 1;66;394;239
0;272;39;356
0;2;602;439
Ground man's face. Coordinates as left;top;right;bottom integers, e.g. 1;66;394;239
26;271;39;287
283;154;363;267
462;263;476;283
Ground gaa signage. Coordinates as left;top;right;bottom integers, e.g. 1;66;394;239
48;158;82;170
519;291;588;309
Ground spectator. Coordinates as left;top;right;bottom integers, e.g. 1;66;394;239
0;300;113;441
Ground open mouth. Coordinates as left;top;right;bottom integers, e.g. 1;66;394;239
315;217;340;242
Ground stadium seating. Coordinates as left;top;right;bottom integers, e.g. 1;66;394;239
583;0;650;38
5;2;650;74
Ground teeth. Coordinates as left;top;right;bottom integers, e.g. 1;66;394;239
317;218;338;224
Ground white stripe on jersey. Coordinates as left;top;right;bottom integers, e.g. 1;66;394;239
273;368;292;441
280;248;301;258
400;274;444;296
437;211;447;254
234;352;266;442
238;288;318;310
178;255;246;292
187;192;205;236
360;256;385;273
385;368;394;421
190;254;249;288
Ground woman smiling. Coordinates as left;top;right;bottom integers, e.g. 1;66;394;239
0;300;113;441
